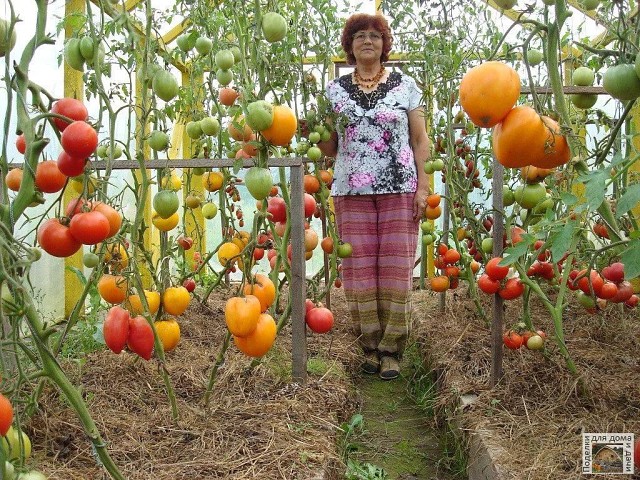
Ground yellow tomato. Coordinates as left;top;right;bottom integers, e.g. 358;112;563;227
162;286;190;316
152;211;179;231
161;172;182;191
155;318;181;352
126;290;161;315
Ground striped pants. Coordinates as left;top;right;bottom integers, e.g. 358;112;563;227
333;193;418;357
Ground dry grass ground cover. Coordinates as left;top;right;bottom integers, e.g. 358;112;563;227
414;286;640;480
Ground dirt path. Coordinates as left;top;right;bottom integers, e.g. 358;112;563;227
347;353;464;480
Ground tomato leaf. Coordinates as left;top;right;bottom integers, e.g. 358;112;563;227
621;239;640;280
559;192;578;207
549;220;576;262
616;183;640;218
577;170;607;210
500;239;532;266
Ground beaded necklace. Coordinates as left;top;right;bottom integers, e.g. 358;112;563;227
353;66;386;90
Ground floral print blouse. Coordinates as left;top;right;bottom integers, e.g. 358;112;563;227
325;71;423;196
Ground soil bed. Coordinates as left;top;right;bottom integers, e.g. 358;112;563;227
415;285;640;480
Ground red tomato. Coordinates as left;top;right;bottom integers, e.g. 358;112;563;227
601;262;624;284
69;211;111;245
597;282;618;300
65;197;92;217
486;257;509;281
0;393;13;437
305;306;334;334
103;306;130;354
35;160;67;193
61;121;98;158
625;294;638;309
478;273;500;294
183;278;196;292
443;249;461;265
127;316;154;360
610;281;633;304
51;98;88;131
303;193;316;218
57;150;87;177
499;278;525;300
253;247;265;260
577;269;604;297
503;330;523;350
37;218;83;257
267;196;287;223
177;236;194;250
16;134;26;154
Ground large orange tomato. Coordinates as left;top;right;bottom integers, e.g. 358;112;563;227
225;295;261;337
492;106;570;169
459;61;520;128
233;313;277;357
126;290;161;315
93;202;122;238
260;105;297;146
243;274;276;312
97;274;128;304
162;286;190;316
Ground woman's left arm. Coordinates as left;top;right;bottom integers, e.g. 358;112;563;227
408;106;432;222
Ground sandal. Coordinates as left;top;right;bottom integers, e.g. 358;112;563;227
379;356;400;380
361;350;379;374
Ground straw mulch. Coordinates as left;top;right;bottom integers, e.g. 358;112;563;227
414;286;640;480
27;285;362;480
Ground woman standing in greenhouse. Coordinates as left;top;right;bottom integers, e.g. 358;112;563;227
316;13;431;379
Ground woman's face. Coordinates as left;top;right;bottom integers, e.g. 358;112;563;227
350;29;383;64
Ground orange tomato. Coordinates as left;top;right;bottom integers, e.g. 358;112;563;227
126;290;161;315
426;193;441;208
5;168;22;192
424;205;441;220
93;202;122;238
162;286;190;316
218;241;241;266
233;312;277;357
303;174;321;194
243;274;276;312
260;105;297;146
98;274;128;304
202;171;224;192
225;295;261;337
430;275;450;292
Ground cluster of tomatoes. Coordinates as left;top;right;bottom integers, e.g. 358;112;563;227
477;257;525;300
503;327;546;351
430;244;465;292
569;262;638;312
225;274;278;357
0;389;46;479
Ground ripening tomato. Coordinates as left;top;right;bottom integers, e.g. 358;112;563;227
597;282;618;300
15;134;26;154
61;121;98;158
37;218;83;258
577;269;604;297
69;211;111;245
305;306;334;333
127;316;154;360
51;97;88;131
267;196;287;223
93;202;122;238
35;160;67;193
225;295;261;337
303;193;316;218
103;306;130;354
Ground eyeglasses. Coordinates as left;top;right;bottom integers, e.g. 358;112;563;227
352;31;383;42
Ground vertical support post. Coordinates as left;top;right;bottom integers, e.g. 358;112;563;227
290;162;307;383
62;0;86;317
490;160;505;387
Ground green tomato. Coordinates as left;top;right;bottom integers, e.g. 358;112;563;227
83;252;100;268
432;158;445;171
18;471;48;480
320;130;332;142
202;202;218;219
3;461;15;480
308;131;321;144
214;49;235;70
603;64;640;101
262;12;288;43
153;190;180;219
572;66;595;86
147;130;170;151
216;69;233;86
244;167;274;201
526;49;543;66
96;144;108;159
185;120;203;139
195;37;213;55
336;242;353;258
307;146;322;161
2;427;31;461
421;233;434;246
503;188;515;207
424;161;435;175
200;117;220;136
514;183;546;210
481;237;494;254
571;93;597;109
0;19;16;58
79;36;95;61
152;70;179;102
63;38;84;72
246;100;274;131
420;220;434;234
